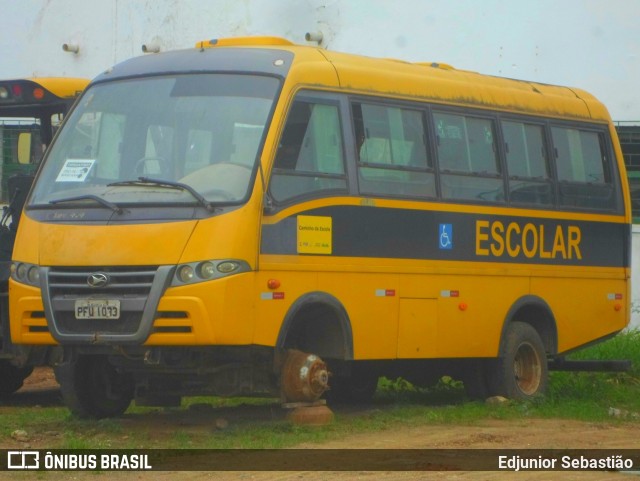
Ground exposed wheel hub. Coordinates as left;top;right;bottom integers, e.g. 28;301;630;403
280;349;329;402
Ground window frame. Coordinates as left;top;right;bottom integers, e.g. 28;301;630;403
432;106;506;205
350;98;436;200
268;90;349;205
548;120;620;212
499;116;555;207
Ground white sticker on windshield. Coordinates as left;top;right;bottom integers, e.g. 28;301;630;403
56;159;95;182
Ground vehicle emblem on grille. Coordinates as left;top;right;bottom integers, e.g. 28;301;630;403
87;273;109;288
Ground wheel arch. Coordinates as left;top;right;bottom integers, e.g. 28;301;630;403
276;291;354;361
499;295;558;356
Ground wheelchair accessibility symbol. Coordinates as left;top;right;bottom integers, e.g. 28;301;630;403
439;223;453;250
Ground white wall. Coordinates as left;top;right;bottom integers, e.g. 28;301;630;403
1;0;640;120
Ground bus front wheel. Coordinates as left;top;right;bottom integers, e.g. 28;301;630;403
490;322;548;400
55;355;134;419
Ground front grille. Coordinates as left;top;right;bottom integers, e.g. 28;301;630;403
48;266;158;296
43;265;174;343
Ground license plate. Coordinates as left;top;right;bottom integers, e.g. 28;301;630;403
75;299;121;319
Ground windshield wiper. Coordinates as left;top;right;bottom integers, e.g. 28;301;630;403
50;195;123;214
107;177;217;212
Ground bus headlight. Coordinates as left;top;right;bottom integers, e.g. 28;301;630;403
177;265;195;283
216;261;239;274
16;263;28;280
11;262;41;287
172;259;250;286
27;265;40;284
197;261;216;279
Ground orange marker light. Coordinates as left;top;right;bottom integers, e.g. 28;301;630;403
614;304;622;312
33;87;45;100
267;279;281;290
459;302;468;311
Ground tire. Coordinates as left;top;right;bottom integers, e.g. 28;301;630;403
325;364;378;404
54;355;134;418
0;360;33;397
490;322;548;400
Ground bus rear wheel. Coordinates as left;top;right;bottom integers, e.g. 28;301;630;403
0;360;33;397
490;322;548;400
55;355;134;419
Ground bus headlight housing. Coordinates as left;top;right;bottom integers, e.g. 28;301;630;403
197;261;216;279
172;259;250;286
11;262;41;287
177;265;195;283
216;261;240;274
27;265;40;284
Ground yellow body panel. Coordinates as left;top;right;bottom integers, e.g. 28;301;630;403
9;282;48;344
255;253;627;359
17;215;198;266
10;272;257;346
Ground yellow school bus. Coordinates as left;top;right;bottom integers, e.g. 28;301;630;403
9;37;629;417
0;77;88;395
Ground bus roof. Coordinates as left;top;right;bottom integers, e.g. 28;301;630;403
0;77;88;100
92;36;610;123
24;77;90;99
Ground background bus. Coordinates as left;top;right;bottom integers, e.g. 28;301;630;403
0;77;88;395
8;38;630;417
0;78;88;201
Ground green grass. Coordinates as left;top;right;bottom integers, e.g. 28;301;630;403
540;329;640;420
1;330;639;449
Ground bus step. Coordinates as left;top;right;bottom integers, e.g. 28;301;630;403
548;358;631;372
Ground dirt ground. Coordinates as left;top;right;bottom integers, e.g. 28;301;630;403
19;365;58;392
2;368;639;480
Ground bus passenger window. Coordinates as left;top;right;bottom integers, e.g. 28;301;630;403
551;126;614;210
502;120;553;206
270;99;347;202
354;102;435;198
434;112;504;203
434;112;469;172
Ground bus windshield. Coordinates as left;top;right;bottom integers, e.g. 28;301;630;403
29;73;279;208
